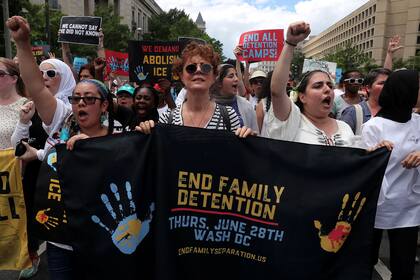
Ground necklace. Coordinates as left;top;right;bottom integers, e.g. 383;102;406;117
184;101;212;128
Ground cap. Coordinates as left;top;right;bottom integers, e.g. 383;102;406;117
116;84;135;96
249;70;267;81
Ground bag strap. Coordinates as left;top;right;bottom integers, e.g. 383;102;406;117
218;105;231;132
354;104;363;135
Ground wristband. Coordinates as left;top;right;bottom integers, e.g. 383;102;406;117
285;40;297;47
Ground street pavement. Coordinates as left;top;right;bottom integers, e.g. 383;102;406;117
1;234;420;280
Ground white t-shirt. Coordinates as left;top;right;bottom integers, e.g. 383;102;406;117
265;99;356;147
0;98;26;149
362;114;420;229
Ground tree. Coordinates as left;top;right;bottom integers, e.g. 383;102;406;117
144;8;224;59
291;48;305;79
323;42;374;72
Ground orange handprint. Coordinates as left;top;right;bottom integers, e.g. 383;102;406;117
314;192;366;253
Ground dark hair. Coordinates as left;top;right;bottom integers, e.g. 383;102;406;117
364;68;392;88
210;64;235;97
0;57;26;97
342;69;364;81
223;59;244;73
259;71;273;112
173;42;220;78
131;85;160;125
295;70;330;112
78;63;95;80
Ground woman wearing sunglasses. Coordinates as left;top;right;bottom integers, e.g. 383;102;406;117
7;16;115;280
0;57;27;149
136;42;253;137
265;21;355;146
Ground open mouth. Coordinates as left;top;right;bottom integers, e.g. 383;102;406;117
78;110;88;121
322;96;332;106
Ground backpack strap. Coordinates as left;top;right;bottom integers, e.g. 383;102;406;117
218;105;231;132
354;104;363;135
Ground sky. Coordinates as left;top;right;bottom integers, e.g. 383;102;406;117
154;0;369;58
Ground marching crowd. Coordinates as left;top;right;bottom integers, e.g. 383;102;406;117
1;15;420;280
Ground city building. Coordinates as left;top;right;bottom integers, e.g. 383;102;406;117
195;12;206;33
30;0;162;35
302;0;420;65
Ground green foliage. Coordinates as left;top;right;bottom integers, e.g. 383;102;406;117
291;48;305;79
144;8;224;60
323;43;374;72
390;57;420;71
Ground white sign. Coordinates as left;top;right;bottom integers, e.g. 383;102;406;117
302;59;337;75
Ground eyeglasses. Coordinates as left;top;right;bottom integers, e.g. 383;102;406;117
68;96;103;105
344;78;364;85
185;63;213;75
40;69;60;78
0;70;11;78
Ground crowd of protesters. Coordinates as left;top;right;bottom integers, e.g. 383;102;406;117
1;15;420;280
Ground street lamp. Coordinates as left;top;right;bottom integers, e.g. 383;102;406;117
136;27;142;41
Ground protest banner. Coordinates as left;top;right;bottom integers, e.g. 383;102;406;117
128;41;181;83
105;49;129;76
302;59;337;76
73;57;88;74
33;126;389;279
58;16;102;45
237;29;284;62
31;45;50;58
0;149;30;270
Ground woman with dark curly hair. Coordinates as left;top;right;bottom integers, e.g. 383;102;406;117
136;42;253;137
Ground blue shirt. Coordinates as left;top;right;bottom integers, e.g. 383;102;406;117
340;100;371;134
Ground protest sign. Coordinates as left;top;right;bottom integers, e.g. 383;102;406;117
32;126;390;279
0;149;30;270
238;29;284;62
128;41;181;83
58;16;102;45
105;50;129;76
302;59;337;76
31;45;50;58
73;57;88;74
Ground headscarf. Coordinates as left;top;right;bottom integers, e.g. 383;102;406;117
377;70;419;123
40;58;76;105
78;79;110;100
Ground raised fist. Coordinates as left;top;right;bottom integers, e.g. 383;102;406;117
286;21;311;45
6;16;31;44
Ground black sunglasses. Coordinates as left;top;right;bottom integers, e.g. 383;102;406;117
68;96;103;105
40;69;59;78
0;70;11;78
185;63;213;75
344;78;364;85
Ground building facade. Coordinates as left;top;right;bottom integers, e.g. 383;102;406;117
30;0;162;35
302;0;420;65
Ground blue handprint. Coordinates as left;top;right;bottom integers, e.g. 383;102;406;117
109;57;119;72
123;58;129;72
134;66;149;82
91;182;154;255
47;151;57;172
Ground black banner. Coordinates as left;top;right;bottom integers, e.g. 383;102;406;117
58;16;102;45
35;125;390;279
128;41;181;84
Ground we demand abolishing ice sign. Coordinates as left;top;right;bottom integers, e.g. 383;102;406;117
238;29;284;62
58;16;102;46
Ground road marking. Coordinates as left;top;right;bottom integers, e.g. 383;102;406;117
374;258;391;280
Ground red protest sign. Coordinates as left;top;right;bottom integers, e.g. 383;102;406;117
105;49;129;76
238;29;284;62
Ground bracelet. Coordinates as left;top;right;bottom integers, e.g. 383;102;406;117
285;40;297;47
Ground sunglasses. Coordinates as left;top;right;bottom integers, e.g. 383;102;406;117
344;78;364;85
185;63;213;75
0;70;11;78
68;96;103;105
40;69;60;78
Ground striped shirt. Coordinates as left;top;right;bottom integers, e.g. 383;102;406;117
159;102;240;131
